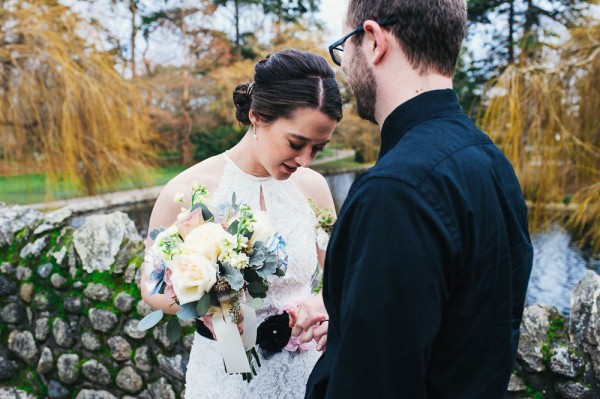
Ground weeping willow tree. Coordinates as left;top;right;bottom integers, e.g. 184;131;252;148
0;1;156;196
480;21;600;252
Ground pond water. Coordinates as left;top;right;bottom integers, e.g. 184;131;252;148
126;171;599;316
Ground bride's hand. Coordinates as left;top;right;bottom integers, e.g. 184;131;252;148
200;313;245;339
289;292;329;351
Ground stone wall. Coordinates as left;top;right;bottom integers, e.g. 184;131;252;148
0;206;194;398
507;272;600;399
0;205;599;398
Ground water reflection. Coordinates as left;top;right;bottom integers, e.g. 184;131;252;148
528;227;600;315
324;172;359;211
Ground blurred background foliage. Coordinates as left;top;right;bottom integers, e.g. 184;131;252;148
0;0;598;250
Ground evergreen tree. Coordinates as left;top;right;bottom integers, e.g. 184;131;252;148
455;0;596;113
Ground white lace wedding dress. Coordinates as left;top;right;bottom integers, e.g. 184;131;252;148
184;153;322;398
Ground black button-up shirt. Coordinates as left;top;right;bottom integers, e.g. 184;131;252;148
306;89;533;398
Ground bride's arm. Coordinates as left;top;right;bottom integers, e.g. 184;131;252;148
139;181;186;315
289;170;336;350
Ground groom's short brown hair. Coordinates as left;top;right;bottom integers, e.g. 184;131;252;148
347;0;467;77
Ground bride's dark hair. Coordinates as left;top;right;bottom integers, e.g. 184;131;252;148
233;49;343;125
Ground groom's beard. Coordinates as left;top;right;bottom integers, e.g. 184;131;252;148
348;47;378;125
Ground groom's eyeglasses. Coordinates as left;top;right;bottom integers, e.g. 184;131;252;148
328;17;399;66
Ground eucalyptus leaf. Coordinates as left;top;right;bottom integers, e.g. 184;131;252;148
249;247;266;267
177;302;198;320
137;310;164;331
275;268;286;277
221;262;244;290
149;227;165;241
243;269;261;282
196;293;212;317
248;280;267;294
199;203;214;221
227;220;240;235
167;317;181;343
250;291;267;299
246;298;263;309
189;203;213;221
210;291;220;307
231;192;237;207
256;256;278;279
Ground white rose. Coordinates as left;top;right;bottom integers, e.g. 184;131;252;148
249;211;274;245
184;223;230;261
168;254;217;305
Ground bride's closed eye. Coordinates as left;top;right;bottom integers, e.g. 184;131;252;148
289;141;325;156
312;147;325;156
289;141;303;151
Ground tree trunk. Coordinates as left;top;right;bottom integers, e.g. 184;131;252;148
234;0;240;49
129;0;137;78
508;0;515;65
180;14;194;166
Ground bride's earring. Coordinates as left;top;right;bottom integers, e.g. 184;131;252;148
253;125;258;140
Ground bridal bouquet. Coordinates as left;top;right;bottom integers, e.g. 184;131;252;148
139;182;288;379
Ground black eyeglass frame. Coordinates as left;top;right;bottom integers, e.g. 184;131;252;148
328;16;399;66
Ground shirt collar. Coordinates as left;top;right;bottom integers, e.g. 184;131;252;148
379;89;463;159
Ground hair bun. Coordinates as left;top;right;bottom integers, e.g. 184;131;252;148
233;83;252;125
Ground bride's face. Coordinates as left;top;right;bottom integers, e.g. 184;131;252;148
254;107;337;180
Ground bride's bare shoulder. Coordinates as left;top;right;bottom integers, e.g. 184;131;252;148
166;154;226;194
290;167;335;211
147;154;226;233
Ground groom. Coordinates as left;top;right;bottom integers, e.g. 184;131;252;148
296;0;534;397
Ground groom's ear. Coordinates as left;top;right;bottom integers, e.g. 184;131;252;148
362;20;390;66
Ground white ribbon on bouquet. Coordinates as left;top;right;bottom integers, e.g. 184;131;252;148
211;299;258;374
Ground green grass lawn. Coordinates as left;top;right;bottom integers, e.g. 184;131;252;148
312;156;372;173
1;156;370;205
0;165;186;205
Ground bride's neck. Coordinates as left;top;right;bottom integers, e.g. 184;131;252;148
227;131;271;178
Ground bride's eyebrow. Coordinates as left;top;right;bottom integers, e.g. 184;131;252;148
288;133;331;145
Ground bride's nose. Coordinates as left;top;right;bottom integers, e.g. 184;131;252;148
294;149;312;168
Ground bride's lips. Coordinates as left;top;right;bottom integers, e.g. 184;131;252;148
282;163;297;174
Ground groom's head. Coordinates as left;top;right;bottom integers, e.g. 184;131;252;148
334;0;467;123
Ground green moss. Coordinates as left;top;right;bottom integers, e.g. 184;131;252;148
541;314;566;364
182;325;197;336
11;368;48;397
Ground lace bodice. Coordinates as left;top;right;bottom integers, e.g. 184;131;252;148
185;153;322;398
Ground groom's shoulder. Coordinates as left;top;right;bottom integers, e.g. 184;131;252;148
372;118;494;188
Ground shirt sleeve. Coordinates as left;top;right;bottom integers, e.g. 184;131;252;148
324;176;457;398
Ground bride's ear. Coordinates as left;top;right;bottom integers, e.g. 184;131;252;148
249;109;259;126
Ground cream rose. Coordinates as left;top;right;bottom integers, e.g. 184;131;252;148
168;253;217;305
183;222;231;262
249;211;274;245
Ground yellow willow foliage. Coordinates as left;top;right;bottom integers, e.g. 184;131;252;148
480;22;600;252
0;2;156;196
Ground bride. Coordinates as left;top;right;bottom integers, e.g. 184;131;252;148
140;48;342;398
